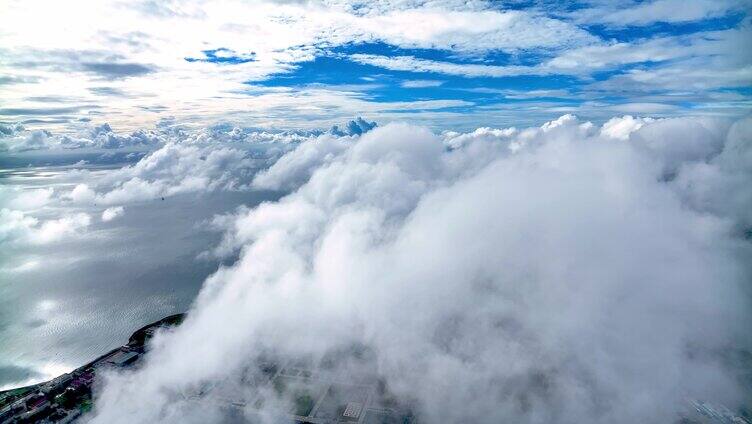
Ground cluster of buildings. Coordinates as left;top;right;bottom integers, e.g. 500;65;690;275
0;314;184;423
5;310;744;424
204;358;415;424
686;400;751;424
0;345;141;423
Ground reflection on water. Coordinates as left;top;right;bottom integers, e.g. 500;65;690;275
0;159;280;389
0;361;75;391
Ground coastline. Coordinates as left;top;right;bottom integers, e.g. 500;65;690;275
0;313;185;422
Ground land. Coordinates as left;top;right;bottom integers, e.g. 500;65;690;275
3;313;743;424
0;314;414;424
0;314;185;423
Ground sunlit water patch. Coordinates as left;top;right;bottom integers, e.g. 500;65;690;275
0;160;281;389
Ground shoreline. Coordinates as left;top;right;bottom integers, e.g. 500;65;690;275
0;313;185;422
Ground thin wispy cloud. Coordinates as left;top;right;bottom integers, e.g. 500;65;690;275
0;0;748;131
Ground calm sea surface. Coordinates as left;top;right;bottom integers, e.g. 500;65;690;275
0;156;279;389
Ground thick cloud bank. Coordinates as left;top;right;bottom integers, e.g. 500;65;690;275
58;119;376;206
77;143;258;205
90;115;751;423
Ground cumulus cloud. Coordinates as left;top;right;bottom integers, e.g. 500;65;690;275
441;126;518;149
44;117;379;206
0;122;163;152
1;129;57;152
328;117;377;137
0;209;91;245
600;115;653;140
68;184;98;204
0;117;378;154
0;186;94;246
85;143;258;204
252;135;350;191
629;116;731;174
101;206;125;222
88;123;164;149
673;116;752;231
179;124;313;145
0;187;54;211
31;213;91;244
0;122;24;136
90;115;751;423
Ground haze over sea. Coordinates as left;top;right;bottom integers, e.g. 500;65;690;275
0;152;281;389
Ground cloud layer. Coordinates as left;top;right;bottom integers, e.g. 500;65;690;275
0;117;376;152
0;208;91;245
1;1;749;130
88;115;752;423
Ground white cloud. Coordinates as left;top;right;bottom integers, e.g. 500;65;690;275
0;208;91;245
349;54;537;77
0;209;39;244
630;116;731;173
573;0;750;26
0;122;167;152
68;184;97;204
400;79;445;88
0;123;25;136
32;213;91;244
600;115;654;140
0;130;56;152
91;115;751;423
441;126;518;150
106;147;247;202
0;1;595;129
499;89;571;99
673;116;752;229
73;143;259;205
350;24;752;86
350;8;594;52
101;206;125;222
0;187;54;210
252;135;351;191
0;1;747;131
0;258;41;274
28;119;375;209
607;102;680;114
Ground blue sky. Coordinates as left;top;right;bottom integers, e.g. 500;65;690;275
0;0;750;132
